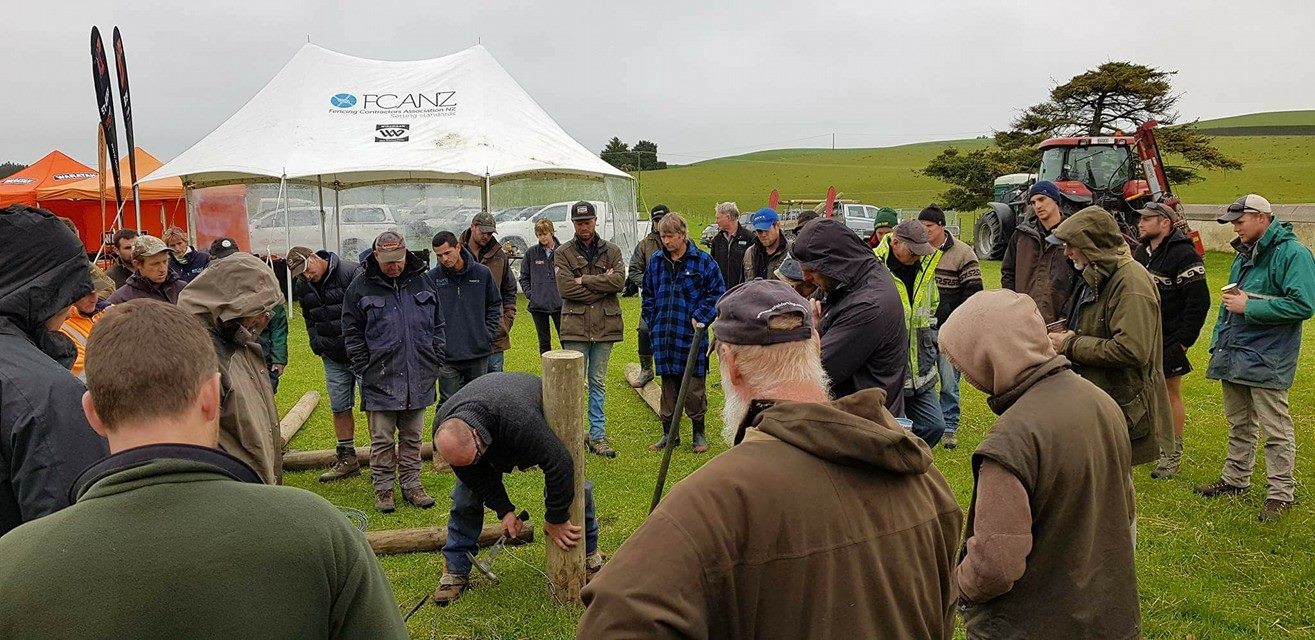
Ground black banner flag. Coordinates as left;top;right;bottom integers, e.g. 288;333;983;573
91;27;124;216
112;27;138;211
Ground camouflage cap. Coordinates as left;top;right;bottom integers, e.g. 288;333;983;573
373;231;408;263
286;246;314;277
472;211;497;233
132;235;171;261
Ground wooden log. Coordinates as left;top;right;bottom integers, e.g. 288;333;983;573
541;349;587;605
283;442;436;471
624;363;663;415
366;522;535;556
279;390;321;447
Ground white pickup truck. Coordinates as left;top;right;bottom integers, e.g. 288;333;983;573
248;204;401;257
498;200;648;257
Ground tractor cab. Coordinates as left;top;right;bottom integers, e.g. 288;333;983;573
1036;136;1150;214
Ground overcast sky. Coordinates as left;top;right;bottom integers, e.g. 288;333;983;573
3;0;1312;168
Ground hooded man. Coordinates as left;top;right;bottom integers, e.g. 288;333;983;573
164;226;211;283
0;205;109;536
792;218;908;415
1001;180;1079;324
107;235;188;305
940;290;1140;639
579;279;961;639
461;212;516;372
624;204;668;386
1047;206;1172;467
178;252;286;485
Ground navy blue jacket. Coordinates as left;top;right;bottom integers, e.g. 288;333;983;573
642;240;725;377
291;251;360;364
519;240;563;314
427;247;501;362
169;248;211;283
342;250;446;411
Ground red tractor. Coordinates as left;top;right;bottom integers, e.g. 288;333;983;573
973;120;1202;259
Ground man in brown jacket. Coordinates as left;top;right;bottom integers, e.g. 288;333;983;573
555;201;626;458
461;212;517;372
1001;181;1079;324
1047;206;1172;467
578;279;962;639
177;253;285;484
940;290;1140;639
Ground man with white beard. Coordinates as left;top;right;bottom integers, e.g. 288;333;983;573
577;279;962;639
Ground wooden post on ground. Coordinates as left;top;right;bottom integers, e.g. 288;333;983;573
366;522;535;556
541;349;587;605
279;390;321;447
282;443;436;471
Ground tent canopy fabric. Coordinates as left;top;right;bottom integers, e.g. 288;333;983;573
147;44;631;187
0;151;98;207
38;147;183;201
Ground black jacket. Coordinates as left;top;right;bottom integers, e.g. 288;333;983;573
0;206;109;536
427;247;501;362
432;373;576;524
710;223;756;289
342;250;446;411
1133;228;1211;352
792;219;908;416
292;251;360;364
519;240;563;314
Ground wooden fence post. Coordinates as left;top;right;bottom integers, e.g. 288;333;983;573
541;349;587;605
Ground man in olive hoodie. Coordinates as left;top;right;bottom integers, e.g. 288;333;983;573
1046;206;1172;467
0;299;407;639
579;280;961;639
941;290;1139;639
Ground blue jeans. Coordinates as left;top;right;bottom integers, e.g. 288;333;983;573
443;478;598;575
903;386;946;447
322;357;361;413
488;351;505;373
937;350;961;434
439;357;489;408
561;341;613;440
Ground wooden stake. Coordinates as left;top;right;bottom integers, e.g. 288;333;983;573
541;349;587;605
283;442;436;471
279;390;321;447
367;522;535;556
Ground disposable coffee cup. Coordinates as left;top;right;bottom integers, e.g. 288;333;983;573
1221;283;1239;294
895;418;914;432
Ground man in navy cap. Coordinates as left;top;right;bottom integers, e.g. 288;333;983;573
1001;180;1079;324
742;207;792;282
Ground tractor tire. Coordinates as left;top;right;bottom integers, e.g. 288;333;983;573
974;211;1005;260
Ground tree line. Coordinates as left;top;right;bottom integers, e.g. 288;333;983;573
600;138;667;171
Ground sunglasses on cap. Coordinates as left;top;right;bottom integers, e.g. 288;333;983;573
1226;202;1264;214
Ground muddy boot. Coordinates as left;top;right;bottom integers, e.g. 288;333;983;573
691;421;709;454
374;489;395;513
1151;437;1183;480
319;449;361;482
587;437;617;459
635;356;655;387
649;425;680;451
403;485;436;509
585;551;607;583
432;572;469;606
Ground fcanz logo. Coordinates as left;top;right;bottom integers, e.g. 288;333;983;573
375;123;410;142
329;91;458;116
330;93;358;108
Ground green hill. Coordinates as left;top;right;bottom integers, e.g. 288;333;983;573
1194;110;1315;136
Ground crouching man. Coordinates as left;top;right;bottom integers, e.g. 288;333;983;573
940;290;1139;639
431;372;602;605
579;280;961;639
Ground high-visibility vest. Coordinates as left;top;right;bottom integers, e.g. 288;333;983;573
59;307;103;382
874;236;941;392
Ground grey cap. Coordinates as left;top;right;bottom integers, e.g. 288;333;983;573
893;219;936;256
1218;194;1272;223
775;255;804;283
471;211;497;233
714;279;814;346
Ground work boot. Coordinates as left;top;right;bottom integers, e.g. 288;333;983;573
1259;499;1296;523
319;450;361;482
588;437;617;459
648;429;680;452
585;551;606;583
635;356;655;387
691;421;709;454
1151;437;1184;480
432;572;469;606
1193;479;1248;498
942;433;959;450
403;485;435;509
374;489;395;513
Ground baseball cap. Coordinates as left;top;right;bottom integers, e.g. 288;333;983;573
286;246;314;277
775;255;804;284
132;235;171;261
1218;194;1272;223
749;207;780;231
570;201;597;221
714;279;814;346
1137;201;1181;223
471;211;497;233
209;237;239;259
892;219;936;256
650;204;670;221
372;231;408;263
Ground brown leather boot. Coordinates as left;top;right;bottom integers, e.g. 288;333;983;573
318;450;361;482
432;572;469;606
403;485;435;509
374;489;395;513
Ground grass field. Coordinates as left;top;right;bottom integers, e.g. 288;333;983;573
1197;111;1315;129
276;252;1315;639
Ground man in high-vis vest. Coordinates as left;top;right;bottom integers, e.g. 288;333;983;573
59;287;109;382
875;220;945;447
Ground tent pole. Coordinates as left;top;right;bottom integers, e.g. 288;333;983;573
333;181;342;255
483;170;491;216
185;183;197;247
317;175;327;250
280;175;292;315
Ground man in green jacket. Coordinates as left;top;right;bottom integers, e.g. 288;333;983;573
1047;206;1172;468
0;299;407;639
1196;194;1315;522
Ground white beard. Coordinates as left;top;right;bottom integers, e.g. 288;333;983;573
719;359;750;445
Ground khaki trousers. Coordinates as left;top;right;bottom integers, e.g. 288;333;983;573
1220;381;1296;502
367;409;426;492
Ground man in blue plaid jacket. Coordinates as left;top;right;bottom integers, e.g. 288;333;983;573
642;212;726;454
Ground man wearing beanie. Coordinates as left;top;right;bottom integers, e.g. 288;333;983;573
919;204;983;449
624;204;668;386
1002;180;1079;324
940;290;1139;639
579;279;961;639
